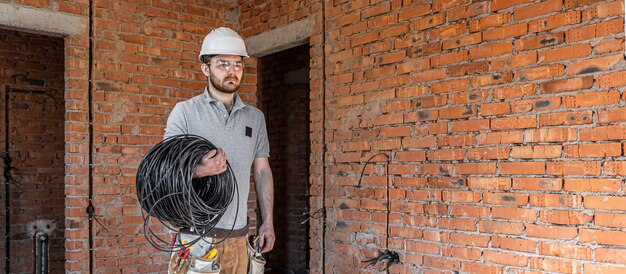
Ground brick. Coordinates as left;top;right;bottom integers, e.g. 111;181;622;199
480;220;525;235
483;192;529;206
431;78;468;94
538;43;591;63
450;90;490;104
467;147;511;160
432;0;469;12
529;11;581;32
411;68;447;82
468;177;511;190
443;33;482;50
564;143;621;158
540;77;593;93
529;257;582;273
514;0;563;20
483;250;528;266
427;148;466;161
492;52;538;71
499;162;545;175
564;0;605;9
450;205;490;218
547;161;601;175
595;38;624;54
430;22;468;39
412;13;447;31
540;110;593;126
491;115;537;130
597;212;626;230
443;190;482;203
448;61;490;77
586;196;626;210
431;50;468;67
407;42;443;57
567;54;623;75
511;97;561;113
361;2;390;19
449;232;490;247
481;102;510;116
398;3;431;21
516;32;564;52
492;207;538;221
448;2;488;21
469;72;513;88
439;218;477;231
596;247;626;263
566;18;624;42
539;242;592;260
540;210;593;225
461;262;504;274
483;23;528;41
530;194;582;207
455;162;497;174
564;90;620;108
513;178;563;191
516;65;564;81
477;131;524;145
581;125;626;141
597;71;626;88
437;134;475;147
599;107;626;123
450;119;490;132
469;13;511;32
439;106;478;119
581;0;624;21
584;264;626;274
491;0;534;11
511;145;562;159
580;229;626;245
526;224;577;239
493;84;536;99
564;178;621;192
469;41;512;60
443;245;482;260
492;236;537;252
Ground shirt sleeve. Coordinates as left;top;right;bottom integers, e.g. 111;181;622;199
164;103;188;139
254;112;270;159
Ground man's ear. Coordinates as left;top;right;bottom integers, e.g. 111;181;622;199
201;63;210;77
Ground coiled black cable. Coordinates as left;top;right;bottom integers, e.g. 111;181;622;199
136;134;238;251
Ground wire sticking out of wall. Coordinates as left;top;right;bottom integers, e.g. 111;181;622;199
135;134;238;251
358;152;401;272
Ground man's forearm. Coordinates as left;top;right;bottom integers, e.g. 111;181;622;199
254;166;274;224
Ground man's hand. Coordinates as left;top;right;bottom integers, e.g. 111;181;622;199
193;148;227;178
258;222;275;253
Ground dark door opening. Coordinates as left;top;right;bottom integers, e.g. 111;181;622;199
0;28;66;274
258;44;311;274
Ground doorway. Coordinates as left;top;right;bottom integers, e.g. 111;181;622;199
258;44;311;274
0;28;66;274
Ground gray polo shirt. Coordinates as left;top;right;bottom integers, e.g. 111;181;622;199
164;89;270;230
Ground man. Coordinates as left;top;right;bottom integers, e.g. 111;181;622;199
164;27;275;273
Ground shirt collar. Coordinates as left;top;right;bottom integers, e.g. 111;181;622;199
203;87;246;111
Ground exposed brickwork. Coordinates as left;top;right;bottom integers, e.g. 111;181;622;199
315;0;626;273
258;44;310;273
0;28;65;273
3;0;626;273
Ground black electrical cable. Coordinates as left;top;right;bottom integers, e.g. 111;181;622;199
358;152;401;272
136;134;238;251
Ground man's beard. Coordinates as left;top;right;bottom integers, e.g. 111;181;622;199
209;73;240;94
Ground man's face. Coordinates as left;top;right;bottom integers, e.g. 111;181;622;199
202;55;244;94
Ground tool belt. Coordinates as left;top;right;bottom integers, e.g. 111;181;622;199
169;233;221;274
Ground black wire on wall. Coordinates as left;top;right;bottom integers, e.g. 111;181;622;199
320;0;328;272
87;0;95;272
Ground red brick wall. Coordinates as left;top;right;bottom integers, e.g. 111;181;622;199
316;0;626;273
4;0;626;273
0;28;65;273
258;44;311;273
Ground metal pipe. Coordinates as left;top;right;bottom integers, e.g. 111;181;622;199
34;231;49;274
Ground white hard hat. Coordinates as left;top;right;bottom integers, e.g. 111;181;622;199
199;27;249;60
